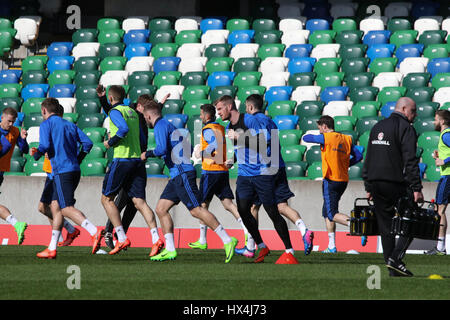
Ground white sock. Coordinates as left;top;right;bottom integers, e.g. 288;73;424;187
6;214;18;227
285;248;294;254
150;227;159;244
328;232;336;249
81;219;97;237
214;224;231;245
237;218;248;234
114;225;127;243
246;233;256;251
63;220;75;234
295;219;307;237
199;224;207;244
437;236;446;252
165;233;175;252
257;243;267;249
48;230;60;251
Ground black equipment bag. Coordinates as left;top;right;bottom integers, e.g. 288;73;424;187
349;198;379;236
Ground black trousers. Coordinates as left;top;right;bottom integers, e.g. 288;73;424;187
104;188;137;236
371;181;414;264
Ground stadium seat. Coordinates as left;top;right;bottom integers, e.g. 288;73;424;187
226;18;250;32
80;158;108;176
305;145;322;164
148;17;173;32
264;86;293;107
48;70;76;87
76;86;99;100
207;71;235;90
396;44;425;68
183;99;210;117
0;83;22;98
0;97;22;112
128;85;157;103
152;56;181;74
98;29;125;44
348;162;363;180
322;101;353;117
229;43;258;60
406;87;435;103
125;56;154;74
14;17;39;46
21;84;49;100
127;71;154;88
284;44;313;60
21;97;43;114
206;57;234;73
308;30;336;47
273;115;299;130
344;72;374;89
209;85;237;102
281;30;310;47
423;44;449;60
236;86;266;103
47;56;75;74
123;29;150;45
163;113;188;129
418;131;440;151
413;118;436;135
398;57;429;76
0;28;16;56
83;127;106;143
348;86;379;102
122;17;147;33
389;30;418;47
285;161;306;178
295;100;324;117
77;113;106;129
21;55;48;73
228;30;255;47
351;101;379;120
431;73;450;90
369;57;398;75
402;72;431;88
335;30;363;45
380;101;396;118
355;116;382;136
204;43;232;59
181;71;209;87
316;72;344;89
291;86;321;104
161;99;185;115
153;71;181;88
334;115;355;132
307;161;323;180
24;157;45;175
427;58;450;79
378;86;407;105
260;72;290;88
418;30;447;46
149;29;176;44
176;43;206;59
363;30;391;46
21;70;48;86
372;72;404;89
73;56;100;73
339;44;367;60
416;101;439;119
47;42;73;58
287;57;316;74
340;58;369;74
257;43;285;60
124;43;152;59
75;99;101;115
48;84;76;98
313;57;341;74
299;116;320;132
182;85;210;101
200;18;223;33
145;158;165;176
150;43;179;59
178;57;208;75
359;18;385;36
23;112;43;129
387;17;412;32
332;17;357;32
175;30;202;45
279;129;303;147
97;17;120;31
320;86;349;104
233;71;261;87
288;72;316;88
281;145;307;163
99;56;127;73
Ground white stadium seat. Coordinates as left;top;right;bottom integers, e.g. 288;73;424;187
178;57;207;75
14;17;39;46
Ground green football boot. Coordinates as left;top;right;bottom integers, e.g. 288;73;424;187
224;237;238;263
14;222;27;245
188;240;207;250
150;249;177;261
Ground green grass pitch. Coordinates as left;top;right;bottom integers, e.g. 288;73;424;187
0;245;449;300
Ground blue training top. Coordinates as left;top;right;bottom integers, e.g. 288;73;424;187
37;114;93;175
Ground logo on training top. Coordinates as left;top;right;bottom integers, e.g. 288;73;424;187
372;131;390;146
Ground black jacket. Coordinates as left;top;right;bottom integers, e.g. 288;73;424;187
362;112;422;192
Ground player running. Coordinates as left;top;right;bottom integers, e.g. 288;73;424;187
141;100;238;263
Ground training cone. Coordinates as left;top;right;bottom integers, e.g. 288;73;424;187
275;252;299;264
428;274;444;280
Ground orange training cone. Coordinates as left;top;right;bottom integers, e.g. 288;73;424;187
275;252;299;264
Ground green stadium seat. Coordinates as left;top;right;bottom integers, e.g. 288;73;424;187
421;148;435;167
24;157;45;175
344;72;374;89
279;129;303;147
48;70;76;87
228;163;238;179
267;100;296;118
253;18;277;32
204;43;232;59
369;58;398;75
99;42;125;59
387;18;412;32
418;131;440;151
84;143;106;160
226;18;250;31
83;127;107;143
149;18;173;32
313;58;342;75
180;71;209;87
0;29;15;56
80;158;108;176
233;57;261;73
21;97;44;114
75;99;101;115
210;85;237;102
233;71;261;87
402;72;431;88
339;44;367;59
147;129;156;149
76;85;99;100
355;116;382;136
254;31;283;45
418;30;446;46
63;113;79;123
127;71;155;87
145;158;165;176
413;118;435;135
390;30;418;47
206;57;234;73
150;43;179;59
348;162;363;180
335;30;363;45
305;145;322;164
315;72;344;89
10;157;25;173
77;113;106;129
416;101;438;119
405;87;435;103
378;86;407;105
341;58;369;74
175;30;202;45
97;18;121;31
288;72;316;88
351;101;379;120
99;56;127;73
299;116;320;131
425;164;441;182
423;44;449;60
73;57;100;72
348;86;379;102
153;71;182;88
0;97;22;112
295;100;324;117
183;99;210;117
285;161;306;178
187;115;202;133
332;18;357;32
21;70;48;86
0;83;22;98
307;161;323;180
23;113;43;129
257;43;285;59
309;30;337;46
334;116;355;132
358;130;370;150
21;56;48;73
182;85;210;101
236;85;266;102
128;85;157;103
161;99;185;115
72;28;98;45
149;30;177;44
431;73;450;90
281;145;307;162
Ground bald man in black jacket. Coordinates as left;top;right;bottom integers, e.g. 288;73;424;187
362;97;424;277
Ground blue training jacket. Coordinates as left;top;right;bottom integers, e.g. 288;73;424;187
37;114;93;175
